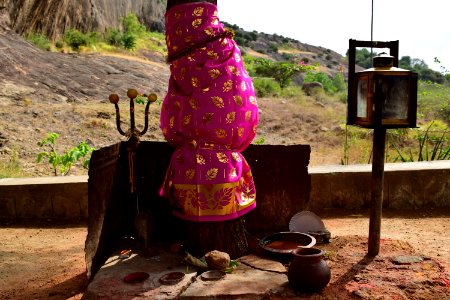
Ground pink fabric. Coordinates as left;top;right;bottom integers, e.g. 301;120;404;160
160;2;258;222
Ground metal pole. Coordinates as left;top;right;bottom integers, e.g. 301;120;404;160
368;126;386;256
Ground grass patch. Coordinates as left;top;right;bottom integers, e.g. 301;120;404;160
0;151;25;178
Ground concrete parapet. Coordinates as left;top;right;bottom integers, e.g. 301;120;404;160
0;175;88;219
308;161;450;211
1;161;450;220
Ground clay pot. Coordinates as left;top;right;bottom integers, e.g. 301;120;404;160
287;247;331;292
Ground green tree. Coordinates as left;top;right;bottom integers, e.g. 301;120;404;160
351;48;376;69
254;59;315;88
122;13;147;36
399;56;412;69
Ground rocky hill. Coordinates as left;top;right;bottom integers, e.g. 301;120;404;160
0;2;348;177
2;0;166;40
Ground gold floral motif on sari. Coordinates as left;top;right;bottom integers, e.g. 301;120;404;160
208;69;221;79
237;127;244;137
207;50;218;59
196;154;206;165
192;18;202;28
231;152;241;162
183;114;191;126
226;112;236;124
216;128;227;139
223;80;233;92
245;111;252;122
204;27;214;36
189;98;199;109
185;169;195;181
191;77;200;87
216;152;228;163
206;168;218;180
228;65;240;76
212;96;224;108
233;95;243;106
193;7;204;16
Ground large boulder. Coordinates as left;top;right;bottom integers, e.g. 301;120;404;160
0;0;11;32
6;0;166;40
302;81;324;96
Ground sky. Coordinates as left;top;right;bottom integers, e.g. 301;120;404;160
218;0;450;73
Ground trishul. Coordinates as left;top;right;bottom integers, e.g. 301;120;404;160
108;89;158;192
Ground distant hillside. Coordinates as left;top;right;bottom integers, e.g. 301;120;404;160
224;22;348;78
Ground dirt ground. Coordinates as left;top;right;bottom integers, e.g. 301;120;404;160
0;209;449;299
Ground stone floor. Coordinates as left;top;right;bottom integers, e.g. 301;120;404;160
85;235;450;299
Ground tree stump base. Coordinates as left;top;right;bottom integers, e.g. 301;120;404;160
184;217;248;259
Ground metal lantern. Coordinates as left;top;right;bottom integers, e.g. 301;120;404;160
347;40;418;129
347;40;419;256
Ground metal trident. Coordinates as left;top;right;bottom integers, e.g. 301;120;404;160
108;89;158;192
109;89;157;142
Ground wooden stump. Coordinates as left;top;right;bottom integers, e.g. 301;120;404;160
184;217;248;259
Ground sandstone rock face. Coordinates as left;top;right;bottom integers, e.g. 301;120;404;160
6;0;166;40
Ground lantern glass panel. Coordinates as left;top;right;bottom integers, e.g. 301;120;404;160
379;76;409;120
357;76;368;118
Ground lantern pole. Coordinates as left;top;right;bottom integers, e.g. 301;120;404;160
347;39;400;257
368;126;386;256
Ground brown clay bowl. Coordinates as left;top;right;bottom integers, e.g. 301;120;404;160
259;232;316;256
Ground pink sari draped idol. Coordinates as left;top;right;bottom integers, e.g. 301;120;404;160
160;2;258;222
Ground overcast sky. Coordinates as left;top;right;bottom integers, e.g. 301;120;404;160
218;0;450;72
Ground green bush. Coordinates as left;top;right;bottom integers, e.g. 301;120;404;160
64;29;88;50
332;73;346;93
26;32;51;51
37;132;95;176
86;32;100;45
390;121;450;162
337;91;348;103
121;33;136;50
55;40;64;49
242;55;259;77
440;101;450;124
253;78;281;97
105;28;123;46
304;71;335;93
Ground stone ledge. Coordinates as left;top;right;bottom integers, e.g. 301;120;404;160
1;161;449;219
309;160;450;174
0;175;88;186
0;175;88;219
308;161;450;211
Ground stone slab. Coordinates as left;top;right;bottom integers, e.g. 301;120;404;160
85;252;199;300
86;252;298;300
